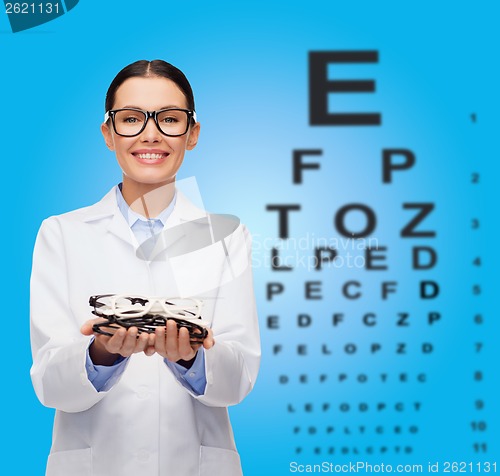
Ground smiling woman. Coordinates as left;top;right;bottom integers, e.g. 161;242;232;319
30;60;260;476
101;61;200;218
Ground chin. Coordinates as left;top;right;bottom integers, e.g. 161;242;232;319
127;172;176;185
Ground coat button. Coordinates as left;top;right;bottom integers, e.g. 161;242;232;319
136;385;151;399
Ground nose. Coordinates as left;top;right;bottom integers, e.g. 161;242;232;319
140;115;162;142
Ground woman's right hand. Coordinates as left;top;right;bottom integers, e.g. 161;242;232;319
81;318;156;366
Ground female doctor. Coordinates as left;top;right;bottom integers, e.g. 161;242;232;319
30;60;260;476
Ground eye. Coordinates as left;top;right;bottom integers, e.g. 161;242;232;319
157;109;185;125
121;114;143;123
160;115;179;124
114;110;145;124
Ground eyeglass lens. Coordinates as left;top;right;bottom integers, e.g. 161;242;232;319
113;109;189;136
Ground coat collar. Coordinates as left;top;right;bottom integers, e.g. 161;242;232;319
82;186;208;257
83;186;206;222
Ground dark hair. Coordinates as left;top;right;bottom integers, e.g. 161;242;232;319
105;60;195;115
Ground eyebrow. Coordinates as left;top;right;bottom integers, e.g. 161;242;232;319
119;105;186;110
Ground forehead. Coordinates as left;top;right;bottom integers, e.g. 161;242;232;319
113;76;188;109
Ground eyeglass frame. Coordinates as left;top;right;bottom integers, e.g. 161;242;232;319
89;294;208;341
89;294;203;319
104;107;197;138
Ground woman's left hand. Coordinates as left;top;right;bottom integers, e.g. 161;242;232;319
154;319;214;363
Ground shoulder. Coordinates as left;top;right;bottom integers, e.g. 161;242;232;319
40;187;118;227
34;188;118;247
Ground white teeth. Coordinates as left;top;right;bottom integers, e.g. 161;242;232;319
136;153;165;160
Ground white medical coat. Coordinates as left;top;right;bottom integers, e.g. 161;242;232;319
30;186;261;476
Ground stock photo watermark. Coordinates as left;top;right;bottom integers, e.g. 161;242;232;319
3;1;79;32
252;233;381;271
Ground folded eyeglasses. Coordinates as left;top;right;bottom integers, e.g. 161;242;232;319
89;294;208;344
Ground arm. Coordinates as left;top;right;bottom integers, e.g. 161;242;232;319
153;224;260;405
184;225;261;407
163;349;207;395
85;340;129;392
30;218;131;412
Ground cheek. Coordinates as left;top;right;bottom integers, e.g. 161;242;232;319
115;138;135;154
171;136;190;152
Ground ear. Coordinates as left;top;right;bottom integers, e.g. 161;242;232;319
186;122;200;151
101;122;115;151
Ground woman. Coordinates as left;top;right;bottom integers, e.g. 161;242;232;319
30;60;260;476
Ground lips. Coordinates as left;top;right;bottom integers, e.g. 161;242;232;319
132;149;169;164
135;153;166;160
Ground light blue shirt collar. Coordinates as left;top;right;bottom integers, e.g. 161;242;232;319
115;183;177;227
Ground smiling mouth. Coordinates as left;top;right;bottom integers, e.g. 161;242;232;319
134;153;168;160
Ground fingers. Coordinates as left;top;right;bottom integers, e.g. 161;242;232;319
203;328;215;350
84;318;212;362
165;319;178;355
96;327;156;358
155;326;167;357
106;328;130;354
165;320;195;361
123;328;150;355
80;321;93;336
145;333;156;356
80;317;107;336
178;327;197;359
155;320;205;362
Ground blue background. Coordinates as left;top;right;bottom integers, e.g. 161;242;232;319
2;1;499;474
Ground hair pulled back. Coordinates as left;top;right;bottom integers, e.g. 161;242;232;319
105;60;195;114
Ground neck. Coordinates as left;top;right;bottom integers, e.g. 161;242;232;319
121;177;175;218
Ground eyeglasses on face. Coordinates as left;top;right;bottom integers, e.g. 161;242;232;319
104;108;197;137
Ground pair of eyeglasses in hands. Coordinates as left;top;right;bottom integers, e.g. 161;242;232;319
89;294;208;344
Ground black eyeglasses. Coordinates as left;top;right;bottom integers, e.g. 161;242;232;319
104;108;197;137
89;294;208;343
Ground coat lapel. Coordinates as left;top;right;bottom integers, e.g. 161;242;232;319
148;191;209;261
82;187;139;248
81;186;221;261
